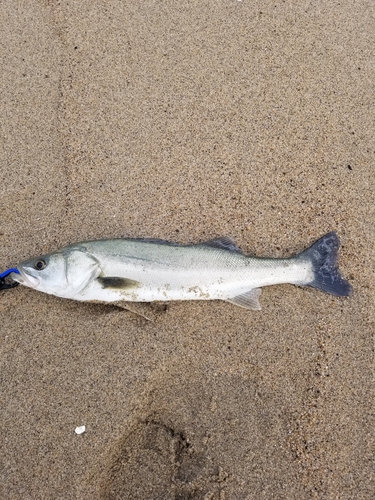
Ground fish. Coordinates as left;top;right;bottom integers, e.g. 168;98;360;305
9;231;352;311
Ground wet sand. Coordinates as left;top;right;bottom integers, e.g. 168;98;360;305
1;1;374;498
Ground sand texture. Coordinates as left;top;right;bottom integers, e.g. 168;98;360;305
1;1;374;498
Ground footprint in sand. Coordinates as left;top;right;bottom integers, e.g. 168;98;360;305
100;418;224;499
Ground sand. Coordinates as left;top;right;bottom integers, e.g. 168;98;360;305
1;1;374;498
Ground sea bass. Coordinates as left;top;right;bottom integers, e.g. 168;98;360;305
10;232;352;310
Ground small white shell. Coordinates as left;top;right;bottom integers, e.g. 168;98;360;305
75;425;86;435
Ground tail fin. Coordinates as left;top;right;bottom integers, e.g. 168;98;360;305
298;232;352;296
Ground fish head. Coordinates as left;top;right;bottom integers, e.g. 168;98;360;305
12;247;101;298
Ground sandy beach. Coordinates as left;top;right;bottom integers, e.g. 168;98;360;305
1;1;374;498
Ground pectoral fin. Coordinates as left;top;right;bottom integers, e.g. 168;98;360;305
225;288;262;310
97;277;140;290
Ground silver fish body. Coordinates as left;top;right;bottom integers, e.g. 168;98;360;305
10;232;352;310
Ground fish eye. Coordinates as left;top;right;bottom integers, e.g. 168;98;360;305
34;260;46;271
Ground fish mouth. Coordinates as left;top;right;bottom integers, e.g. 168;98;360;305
10;268;40;288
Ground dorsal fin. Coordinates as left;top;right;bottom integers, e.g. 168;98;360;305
131;238;181;246
123;236;243;253
200;236;243;253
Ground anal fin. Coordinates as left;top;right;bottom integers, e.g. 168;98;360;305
225;288;262;310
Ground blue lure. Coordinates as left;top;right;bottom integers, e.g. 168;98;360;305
0;268;20;290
